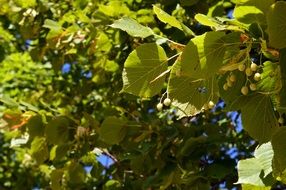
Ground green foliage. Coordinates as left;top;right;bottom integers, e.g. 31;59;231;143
0;0;286;189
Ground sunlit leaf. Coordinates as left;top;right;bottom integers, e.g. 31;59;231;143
98;1;131;17
0;96;19;108
257;61;280;93
237;142;274;187
180;32;241;79
168;59;218;117
110;17;154;38
103;180;121;190
233;0;274;25
50;144;70;161
43;19;62;31
153;6;183;30
30;137;49;164
122;43;168;98
242;184;271;190
195;14;220;27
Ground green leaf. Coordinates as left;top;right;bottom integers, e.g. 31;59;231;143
180;32;241;79
234;6;264;24
99;116;127;145
273;155;286;184
267;2;286;49
65;162;86;186
257;61;280;93
219;70;279;143
43;19;62;31
19;101;39;112
207;1;224;17
240;94;279;143
237;158;265;186
272;128;286;172
236;142;274;187
242;184;271;190
96;32;112;53
50;144;70;161
30;137;49;164
45;116;74;145
0;96;19;108
195;14;220;27
279;48;286;112
195;14;243;32
27;115;45;139
110;17;154;38
168;59;218;117
253;143;274;177
98;1;131;17
51;169;64;190
122;43;168;98
14;0;36;8
153;6;183;30
43;19;64;39
103;180;121;190
233;0;274;25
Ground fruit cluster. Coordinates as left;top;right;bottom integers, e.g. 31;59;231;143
156;97;171;111
223;62;261;95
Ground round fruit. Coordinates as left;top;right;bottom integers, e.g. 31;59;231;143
241;86;249;95
250;63;258;71
156;103;163;111
249;83;257;91
229;74;236;82
254;73;261;81
227;80;233;87
223;83;228;91
245;68;253;76
208;101;215;109
163;98;171;106
238;64;246;71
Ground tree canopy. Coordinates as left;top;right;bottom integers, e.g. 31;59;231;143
0;0;286;189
